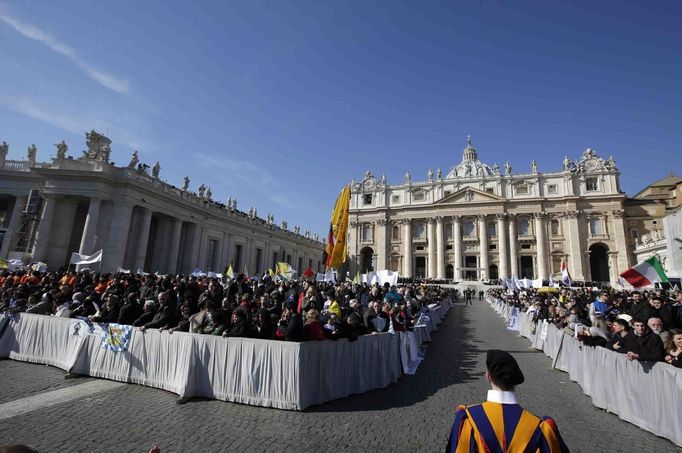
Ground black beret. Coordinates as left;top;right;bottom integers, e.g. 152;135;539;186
486;350;524;388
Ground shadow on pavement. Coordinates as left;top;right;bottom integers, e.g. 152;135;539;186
307;302;484;413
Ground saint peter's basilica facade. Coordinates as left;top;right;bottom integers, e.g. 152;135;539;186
348;138;630;284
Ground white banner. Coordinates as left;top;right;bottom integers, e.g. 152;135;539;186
70;249;103;265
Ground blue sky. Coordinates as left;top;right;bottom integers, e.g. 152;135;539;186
1;0;681;236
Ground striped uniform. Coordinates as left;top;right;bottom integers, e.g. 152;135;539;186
446;402;570;453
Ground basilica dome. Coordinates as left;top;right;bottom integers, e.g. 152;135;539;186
446;136;495;178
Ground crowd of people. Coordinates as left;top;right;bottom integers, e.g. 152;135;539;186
488;286;682;368
0;269;452;342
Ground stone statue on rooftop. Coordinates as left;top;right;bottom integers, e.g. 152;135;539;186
198;183;206;198
182;176;190;191
128;150;139;169
404;171;411;184
83;130;111;162
531;160;538;173
152;162;161;178
563;155;571;171
504;161;512;176
27;144;37;166
0;142;8;167
55;140;67;160
206;186;212;200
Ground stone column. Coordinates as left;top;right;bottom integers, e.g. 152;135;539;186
166;218;183;275
436;216;445;279
32;195;57;262
189;224;203;270
565;211;585;280
478;215;489;280
377;219;388;270
508;214;518;278
496;213;508;280
402;220;412;277
427;219;437;278
132;208;153;272
534;212;548;280
611;210;629;282
453;215;462;280
76;197;102;271
103;202;133;272
0;196;25;258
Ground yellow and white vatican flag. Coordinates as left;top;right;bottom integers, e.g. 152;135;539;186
325;185;350;270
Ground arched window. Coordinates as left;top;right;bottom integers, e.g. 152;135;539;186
487;222;496;237
392;225;400;241
590;218;603;235
464;221;476;237
551;219;560;235
518;217;530;236
414;222;426;239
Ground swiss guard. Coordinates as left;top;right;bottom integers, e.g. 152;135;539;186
445;350;570;453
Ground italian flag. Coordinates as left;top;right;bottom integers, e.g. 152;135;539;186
619;256;668;288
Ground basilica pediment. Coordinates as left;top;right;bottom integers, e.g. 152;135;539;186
435;187;503;205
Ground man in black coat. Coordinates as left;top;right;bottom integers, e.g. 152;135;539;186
627;318;665;362
140;291;178;331
606;318;636;354
363;301;389;333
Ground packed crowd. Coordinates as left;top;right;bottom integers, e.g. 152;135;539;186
0;269;452;342
488;287;682;368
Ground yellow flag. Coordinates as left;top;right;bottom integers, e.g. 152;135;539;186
353;270;360;284
0;259;8;270
226;265;234;278
267;268;274;276
277;262;290;274
329;185;350;269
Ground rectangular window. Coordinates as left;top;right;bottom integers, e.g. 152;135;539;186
521;243;531;250
255;248;263;274
413;192;425;201
416;246;425;251
446;245;453;251
445;223;454;239
630;229;639;240
586;178;598;191
362;224;373;242
363;194;373;205
206;239;219;271
298;256;303;273
489;244;497;250
287;254;291;265
234;244;243;271
547;184;558;194
485;187;494;194
516;185;529;195
487;222;496;237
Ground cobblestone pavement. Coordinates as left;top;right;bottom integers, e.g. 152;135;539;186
0;301;678;453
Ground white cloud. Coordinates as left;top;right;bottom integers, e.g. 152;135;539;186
0;11;129;94
1;94;110;135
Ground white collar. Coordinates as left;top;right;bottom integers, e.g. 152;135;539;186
487;389;519;405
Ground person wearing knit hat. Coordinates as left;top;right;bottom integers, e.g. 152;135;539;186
446;350;570;453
